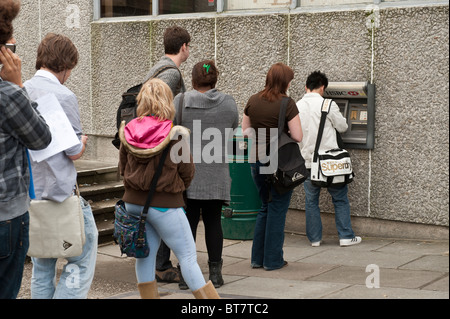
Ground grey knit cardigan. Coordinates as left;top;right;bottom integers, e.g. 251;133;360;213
173;89;239;203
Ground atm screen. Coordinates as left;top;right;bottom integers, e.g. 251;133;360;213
334;99;348;118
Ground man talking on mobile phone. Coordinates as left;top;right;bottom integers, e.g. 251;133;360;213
0;0;52;299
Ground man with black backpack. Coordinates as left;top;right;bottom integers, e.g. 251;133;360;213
113;26;190;147
144;26;191;284
143;26;190;96
114;26;191;283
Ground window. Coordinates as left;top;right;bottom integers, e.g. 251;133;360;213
159;0;217;14
101;0;151;18
100;0;217;18
96;0;445;19
225;0;292;11
299;0;372;7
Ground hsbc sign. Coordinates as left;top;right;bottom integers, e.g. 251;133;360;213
324;82;368;98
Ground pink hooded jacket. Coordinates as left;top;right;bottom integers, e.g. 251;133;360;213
118;116;194;208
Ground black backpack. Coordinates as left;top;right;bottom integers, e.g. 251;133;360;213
269;97;309;194
112;65;179;149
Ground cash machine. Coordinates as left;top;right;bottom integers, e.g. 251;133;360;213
323;82;375;149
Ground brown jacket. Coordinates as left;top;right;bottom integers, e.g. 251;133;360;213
119;124;194;208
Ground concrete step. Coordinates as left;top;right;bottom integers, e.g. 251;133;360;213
89;198;119;244
90;197;119;216
96;218;116;245
75;160;123;244
78;180;124;202
75;160;121;185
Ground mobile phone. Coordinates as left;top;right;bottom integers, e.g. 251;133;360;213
0;43;16;53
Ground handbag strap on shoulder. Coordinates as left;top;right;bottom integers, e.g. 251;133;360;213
313;99;333;162
136;146;171;245
142;146;170;216
75;183;81;198
277;97;290;138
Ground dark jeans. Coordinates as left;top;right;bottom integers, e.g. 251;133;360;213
186;199;223;262
156;241;173;271
250;162;293;270
0;212;29;299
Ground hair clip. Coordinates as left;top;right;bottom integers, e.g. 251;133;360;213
203;64;211;74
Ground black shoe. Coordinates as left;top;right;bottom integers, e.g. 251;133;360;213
264;260;288;271
208;259;224;288
177;265;188;290
155;267;180;283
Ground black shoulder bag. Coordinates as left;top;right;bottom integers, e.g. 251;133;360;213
310;99;354;187
269;97;309;194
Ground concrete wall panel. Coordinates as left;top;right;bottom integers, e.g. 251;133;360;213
289;10;373;217
216;14;289;110
370;6;449;225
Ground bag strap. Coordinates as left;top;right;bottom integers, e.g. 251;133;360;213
142;146;170;215
136;146;171;247
175;93;184;125
265;96;290;171
149;65;183;93
313;98;333;162
277;97;290;138
150;65;178;81
74;183;81;198
265;97;290;202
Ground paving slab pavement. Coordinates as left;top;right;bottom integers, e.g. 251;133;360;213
18;223;448;300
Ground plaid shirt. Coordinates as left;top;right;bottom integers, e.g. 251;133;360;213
0;78;51;221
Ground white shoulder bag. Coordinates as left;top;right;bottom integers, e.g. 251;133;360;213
310;99;355;187
28;185;85;258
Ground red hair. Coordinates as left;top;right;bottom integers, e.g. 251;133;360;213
261;63;294;102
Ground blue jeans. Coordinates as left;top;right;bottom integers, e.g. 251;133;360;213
0;212;29;299
125;203;206;291
250;162;293;270
31;197;98;299
303;177;355;243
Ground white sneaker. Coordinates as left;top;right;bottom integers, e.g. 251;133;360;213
311;241;321;247
340;236;362;247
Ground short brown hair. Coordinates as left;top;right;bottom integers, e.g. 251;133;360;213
164;26;190;55
192;60;219;89
261;63;294;102
35;33;79;72
0;0;21;44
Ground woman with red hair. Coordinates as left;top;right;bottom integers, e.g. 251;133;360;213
242;62;302;271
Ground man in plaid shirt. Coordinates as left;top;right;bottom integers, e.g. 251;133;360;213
0;0;52;299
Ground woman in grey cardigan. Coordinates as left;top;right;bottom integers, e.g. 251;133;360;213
173;60;239;288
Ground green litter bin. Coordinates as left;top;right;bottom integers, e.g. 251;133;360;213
221;128;261;240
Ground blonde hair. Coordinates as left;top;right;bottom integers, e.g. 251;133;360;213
136;78;175;121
